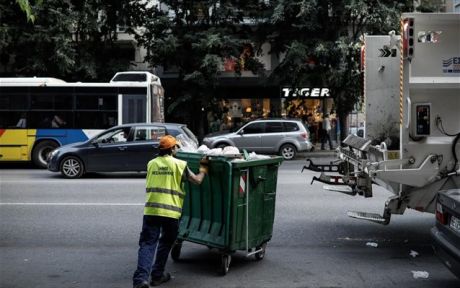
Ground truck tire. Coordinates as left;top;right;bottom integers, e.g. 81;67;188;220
32;141;59;168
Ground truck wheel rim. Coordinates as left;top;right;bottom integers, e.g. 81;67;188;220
63;159;80;177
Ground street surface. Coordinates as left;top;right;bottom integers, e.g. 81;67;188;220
1;159;459;288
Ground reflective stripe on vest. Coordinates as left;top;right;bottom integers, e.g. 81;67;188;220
145;187;185;199
145;202;182;213
144;155;187;219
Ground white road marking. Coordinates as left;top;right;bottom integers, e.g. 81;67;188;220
0;179;143;184
0;202;143;206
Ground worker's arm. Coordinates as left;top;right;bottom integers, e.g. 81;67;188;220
182;158;208;185
186;166;206;185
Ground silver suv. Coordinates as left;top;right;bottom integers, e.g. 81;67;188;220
202;119;312;160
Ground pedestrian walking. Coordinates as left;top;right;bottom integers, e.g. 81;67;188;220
321;114;333;150
132;135;208;288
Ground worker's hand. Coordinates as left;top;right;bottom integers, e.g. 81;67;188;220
199;165;208;174
199;157;209;174
199;157;209;166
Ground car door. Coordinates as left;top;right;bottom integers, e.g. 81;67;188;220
126;126;165;171
232;122;264;151
84;127;133;172
260;121;284;152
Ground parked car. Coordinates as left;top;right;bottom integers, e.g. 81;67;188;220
47;123;198;178
431;188;460;279
202;118;313;160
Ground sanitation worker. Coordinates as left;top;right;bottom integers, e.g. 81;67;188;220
133;135;208;288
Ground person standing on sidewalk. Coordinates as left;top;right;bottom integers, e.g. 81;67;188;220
133;135;208;288
321;114;333;150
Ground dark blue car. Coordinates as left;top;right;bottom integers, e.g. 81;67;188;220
47;123;198;178
431;188;460;279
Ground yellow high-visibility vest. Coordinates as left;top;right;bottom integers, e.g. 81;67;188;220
144;155;187;219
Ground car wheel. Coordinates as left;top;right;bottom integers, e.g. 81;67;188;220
60;156;85;179
280;144;296;160
32;141;59;168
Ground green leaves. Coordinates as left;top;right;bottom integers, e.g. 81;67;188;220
3;0;138;80
15;0;43;23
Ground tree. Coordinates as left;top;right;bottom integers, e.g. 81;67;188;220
15;0;43;23
130;1;268;138
0;0;138;81
265;0;413;140
132;0;413;139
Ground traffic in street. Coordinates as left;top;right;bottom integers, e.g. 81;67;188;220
1;159;458;288
2;4;459;288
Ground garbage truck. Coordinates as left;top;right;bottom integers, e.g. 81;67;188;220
304;13;460;224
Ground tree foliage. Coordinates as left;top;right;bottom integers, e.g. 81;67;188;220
130;1;270;135
15;0;43;23
3;0;414;137
1;0;138;81
132;0;412;137
266;0;412;138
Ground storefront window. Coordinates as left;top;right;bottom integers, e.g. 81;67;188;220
207;98;282;133
206;95;337;144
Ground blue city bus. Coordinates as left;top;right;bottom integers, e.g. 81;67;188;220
0;71;164;168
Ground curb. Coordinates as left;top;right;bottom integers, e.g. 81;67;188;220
297;151;336;159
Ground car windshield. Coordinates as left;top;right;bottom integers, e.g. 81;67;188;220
176;134;198;151
181;126;198;144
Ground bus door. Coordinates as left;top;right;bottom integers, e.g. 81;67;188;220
0;129;33;161
122;94;146;124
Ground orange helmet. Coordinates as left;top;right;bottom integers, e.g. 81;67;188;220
159;135;177;150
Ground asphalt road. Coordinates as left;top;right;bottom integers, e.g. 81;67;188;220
0;159;458;288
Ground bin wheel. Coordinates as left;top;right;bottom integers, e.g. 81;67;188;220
220;254;231;275
255;243;267;261
171;241;182;261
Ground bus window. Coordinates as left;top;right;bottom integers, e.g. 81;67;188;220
0;93;28;109
75;111;117;129
0;111;28;128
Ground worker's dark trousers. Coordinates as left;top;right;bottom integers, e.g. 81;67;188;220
133;215;179;286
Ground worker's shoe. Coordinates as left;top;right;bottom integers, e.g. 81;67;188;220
133;281;149;288
150;272;171;286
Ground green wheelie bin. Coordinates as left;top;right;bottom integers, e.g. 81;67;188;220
172;151;283;275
